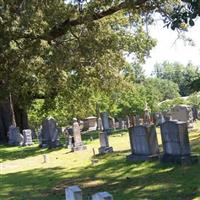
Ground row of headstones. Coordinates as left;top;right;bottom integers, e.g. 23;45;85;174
127;120;198;165
65;185;113;200
8;126;33;146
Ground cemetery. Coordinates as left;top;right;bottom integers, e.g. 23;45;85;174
1;1;200;200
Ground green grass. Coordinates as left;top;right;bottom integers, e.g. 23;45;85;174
0;125;200;200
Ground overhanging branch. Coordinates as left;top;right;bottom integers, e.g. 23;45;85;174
23;0;149;41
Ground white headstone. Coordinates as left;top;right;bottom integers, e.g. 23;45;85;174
23;129;33;146
65;186;82;200
92;192;113;200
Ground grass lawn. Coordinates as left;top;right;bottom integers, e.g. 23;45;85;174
1;122;200;200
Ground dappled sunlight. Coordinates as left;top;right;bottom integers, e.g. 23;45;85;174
1;126;200;199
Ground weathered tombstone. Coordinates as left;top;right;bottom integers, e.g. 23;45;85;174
40;117;61;148
31;128;37;139
154;113;165;126
72;118;86;151
160;120;198;164
65;186;82;200
23;129;33;146
98;131;113;154
192;106;198;121
100;112;111;133
97;117;103;131
171;105;193;125
127;125;159;161
92;192;113;200
125;116;130;128
163;110;172;121
143;107;151;125
66;127;73;149
8;125;24;146
87;116;97;131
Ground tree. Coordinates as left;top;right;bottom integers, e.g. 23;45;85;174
0;0;159;142
153;61;200;96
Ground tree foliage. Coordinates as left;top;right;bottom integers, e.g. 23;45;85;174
153;61;200;96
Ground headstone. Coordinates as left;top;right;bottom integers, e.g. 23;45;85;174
65;186;82;200
8;125;24;146
127;124;159;161
92;192;113;200
97;117;103;131
72;118;86;151
86;116;97;131
98;131;113;154
23;129;33;146
66;127;73;149
100;112;111;133
154;113;165;126
171;105;193;125
160;120;198;164
143;107;151;125
125;116;130;128
31;128;37;139
40;117;61;148
192;106;199;121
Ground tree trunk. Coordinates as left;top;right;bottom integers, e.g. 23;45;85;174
0;98;13;143
0;97;29;144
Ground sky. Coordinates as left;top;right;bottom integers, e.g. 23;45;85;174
133;18;200;75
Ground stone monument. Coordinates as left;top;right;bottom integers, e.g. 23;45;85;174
40;117;61;148
72;118;86;151
65;185;82;200
8;125;24;146
97;117;103;131
100;112;111;133
171;105;193;125
92;192;113;200
127;124;159;161
98;131;113;154
160;120;198;164
23;129;33;146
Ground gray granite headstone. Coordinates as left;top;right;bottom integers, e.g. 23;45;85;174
100;112;111;133
192;106;198;121
127;124;159;161
160;120;198;164
23;129;33;146
171;105;193;126
98;131;113;154
65;185;82;200
72;118;86;151
40;117;61;148
92;192;113;200
8;125;24;146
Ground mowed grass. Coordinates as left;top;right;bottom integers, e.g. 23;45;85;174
0;123;200;200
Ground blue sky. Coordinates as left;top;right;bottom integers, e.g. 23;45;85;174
140;18;200;75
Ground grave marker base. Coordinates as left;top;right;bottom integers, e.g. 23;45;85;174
98;146;113;155
72;144;87;152
126;154;159;162
161;154;198;165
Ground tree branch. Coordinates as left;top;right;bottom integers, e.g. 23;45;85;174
27;0;149;41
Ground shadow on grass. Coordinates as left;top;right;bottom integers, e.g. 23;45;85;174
1;147;200;200
0;129;128;162
0;145;63;162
